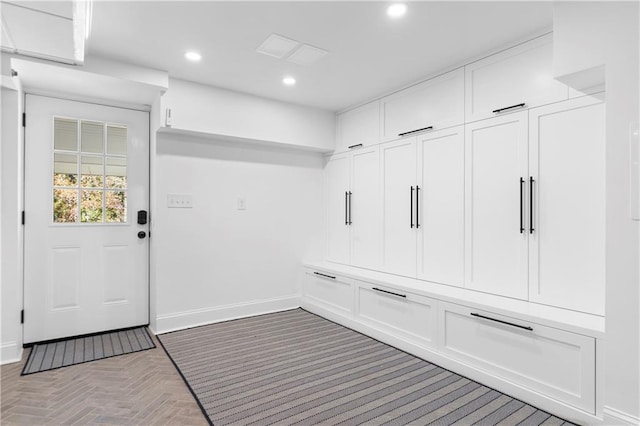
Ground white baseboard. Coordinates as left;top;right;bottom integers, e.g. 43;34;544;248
604;406;640;425
0;341;23;365
153;295;301;335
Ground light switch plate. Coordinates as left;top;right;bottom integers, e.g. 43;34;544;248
237;196;246;210
167;193;193;208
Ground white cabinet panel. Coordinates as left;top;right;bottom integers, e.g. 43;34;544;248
380;138;417;276
465;112;528;299
326;153;350;264
350;146;381;269
357;282;436;346
528;95;605;315
381;68;464;142
336;100;380;153
304;270;353;315
439;301;595;413
465;34;568;122
417;126;465;286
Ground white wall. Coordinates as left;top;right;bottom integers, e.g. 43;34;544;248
554;2;640;422
0;85;23;364
160;78;335;152
153;132;325;333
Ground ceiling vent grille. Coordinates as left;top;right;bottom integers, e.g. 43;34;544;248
255;33;300;59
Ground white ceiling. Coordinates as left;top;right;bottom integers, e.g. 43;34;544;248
87;1;553;112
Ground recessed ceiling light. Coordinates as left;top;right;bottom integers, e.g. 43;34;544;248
283;76;296;86
387;3;407;18
185;51;202;62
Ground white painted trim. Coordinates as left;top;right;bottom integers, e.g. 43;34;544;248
604;406;640;425
153;295;300;335
0;341;23;365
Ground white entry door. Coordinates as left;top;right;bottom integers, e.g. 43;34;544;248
24;95;149;343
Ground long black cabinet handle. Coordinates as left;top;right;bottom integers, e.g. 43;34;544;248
529;177;535;234
470;312;533;331
416;185;420;228
492;103;526;114
345;192;349;225
348;191;352;225
520;178;525;234
314;272;336;280
348;143;363;149
398;126;433;137
372;287;407;298
410;186;414;228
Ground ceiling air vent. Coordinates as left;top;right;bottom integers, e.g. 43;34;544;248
256;33;300;59
286;44;328;66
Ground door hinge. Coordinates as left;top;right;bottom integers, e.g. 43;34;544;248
20;310;24;324
21;211;25;225
22;113;25;127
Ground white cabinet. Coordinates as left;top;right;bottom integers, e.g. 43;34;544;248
380;138;418;276
416;126;465;286
356;281;437;347
326;146;381;269
438;301;595;412
326;153;351;264
528;95;605;315
381;68;464;142
465;34;568;122
464;112;529;299
464;95;606;314
303;269;354;316
336;100;380;153
380;127;465;286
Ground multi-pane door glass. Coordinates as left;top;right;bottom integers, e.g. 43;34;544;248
53;117;127;223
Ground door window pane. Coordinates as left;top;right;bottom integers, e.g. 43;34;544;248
53;153;78;186
54;118;78;151
81;121;104;153
106;157;127;189
107;125;127;155
80;156;104;188
80;190;104;223
106;191;126;223
53;117;128;224
53;189;78;223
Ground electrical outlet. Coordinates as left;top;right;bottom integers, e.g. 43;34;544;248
237;196;246;210
167;193;193;208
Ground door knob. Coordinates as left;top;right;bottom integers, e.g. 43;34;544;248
137;231;146;239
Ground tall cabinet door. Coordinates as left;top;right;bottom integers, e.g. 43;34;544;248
528;95;606;315
326;153;351;264
350;146;381;269
465;112;529;299
417;126;465;286
380;138;417;276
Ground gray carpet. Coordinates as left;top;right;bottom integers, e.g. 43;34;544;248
158;309;573;426
21;326;155;375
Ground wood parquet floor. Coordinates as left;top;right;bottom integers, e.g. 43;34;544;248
0;332;209;425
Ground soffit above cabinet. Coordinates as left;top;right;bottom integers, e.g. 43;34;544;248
0;0;90;65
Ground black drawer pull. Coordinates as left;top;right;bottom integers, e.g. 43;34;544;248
398;126;433;137
492;103;526;114
348;143;363;149
313;272;336;280
372;287;407;298
470;312;533;331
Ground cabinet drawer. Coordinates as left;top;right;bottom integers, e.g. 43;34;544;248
336;101;380;153
357;282;436;347
304;269;353;315
381;68;464;142
465;34;568;122
438;301;595;413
